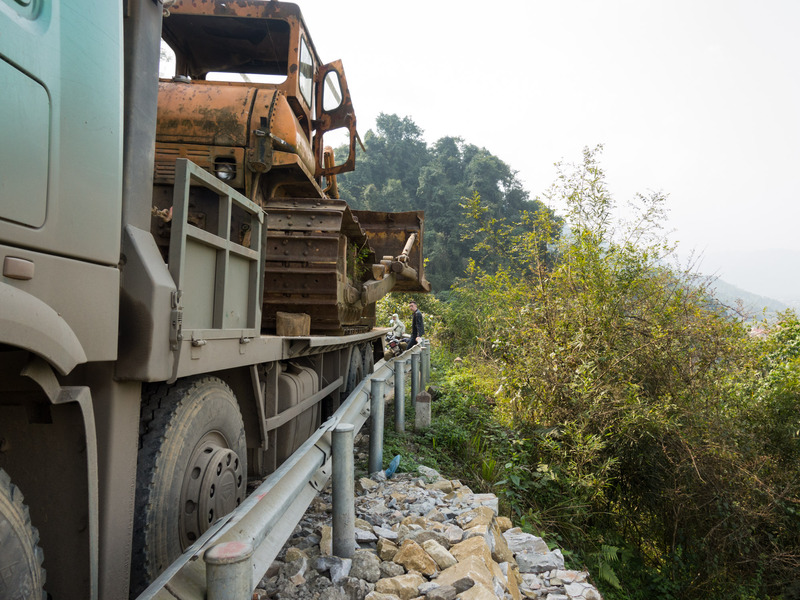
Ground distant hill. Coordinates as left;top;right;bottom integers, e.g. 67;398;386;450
708;278;789;321
698;248;800;305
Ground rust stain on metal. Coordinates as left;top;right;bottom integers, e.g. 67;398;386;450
157;82;256;146
153;0;429;334
353;211;431;293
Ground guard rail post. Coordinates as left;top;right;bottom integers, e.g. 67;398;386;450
410;350;420;410
368;378;385;474
421;341;431;387
204;541;254;600
332;423;355;559
394;358;405;433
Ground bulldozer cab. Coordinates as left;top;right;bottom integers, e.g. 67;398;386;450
155;1;430;337
160;0;357;180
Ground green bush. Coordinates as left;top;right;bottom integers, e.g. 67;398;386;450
424;147;800;599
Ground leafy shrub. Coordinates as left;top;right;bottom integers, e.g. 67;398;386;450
429;147;800;599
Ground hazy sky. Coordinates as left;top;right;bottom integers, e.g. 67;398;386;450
300;1;800;300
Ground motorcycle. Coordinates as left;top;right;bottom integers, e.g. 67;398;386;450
384;333;407;359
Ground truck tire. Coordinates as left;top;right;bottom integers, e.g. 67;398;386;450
130;377;247;597
0;469;46;600
344;346;364;398
362;343;375;376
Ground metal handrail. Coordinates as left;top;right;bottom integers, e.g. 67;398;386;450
138;342;428;600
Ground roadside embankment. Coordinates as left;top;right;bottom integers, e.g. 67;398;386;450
254;465;602;600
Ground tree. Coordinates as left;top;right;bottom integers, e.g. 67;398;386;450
439;146;800;598
337;113;428;210
337;115;559;290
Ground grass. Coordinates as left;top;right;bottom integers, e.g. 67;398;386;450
354;376;464;481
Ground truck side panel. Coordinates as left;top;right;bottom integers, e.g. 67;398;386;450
1;244;119;366
0;0;123;267
1;3;125;599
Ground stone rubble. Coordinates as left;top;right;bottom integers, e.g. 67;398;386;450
254;465;603;600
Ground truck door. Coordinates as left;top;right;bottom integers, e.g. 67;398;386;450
313;60;358;178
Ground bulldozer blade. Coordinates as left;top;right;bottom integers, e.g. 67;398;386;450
353;210;431;293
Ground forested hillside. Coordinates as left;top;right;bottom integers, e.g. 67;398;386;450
338;121;800;600
335;114;559;290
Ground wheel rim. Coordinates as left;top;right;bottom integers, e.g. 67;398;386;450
179;432;244;546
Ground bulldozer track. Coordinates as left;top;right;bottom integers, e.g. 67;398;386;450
262;197;373;335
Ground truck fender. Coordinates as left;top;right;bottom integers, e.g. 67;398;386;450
0;282;87;375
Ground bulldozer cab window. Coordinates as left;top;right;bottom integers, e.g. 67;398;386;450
159;41;176;78
158;41;286;84
322;71;343;112
299;37;314;109
205;72;287;84
161;16;292;80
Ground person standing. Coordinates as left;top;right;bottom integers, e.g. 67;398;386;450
407;300;424;349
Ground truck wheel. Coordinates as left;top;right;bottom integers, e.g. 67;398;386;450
362;343;375;376
0;469;46;600
344;346;364;397
130;377;247;596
